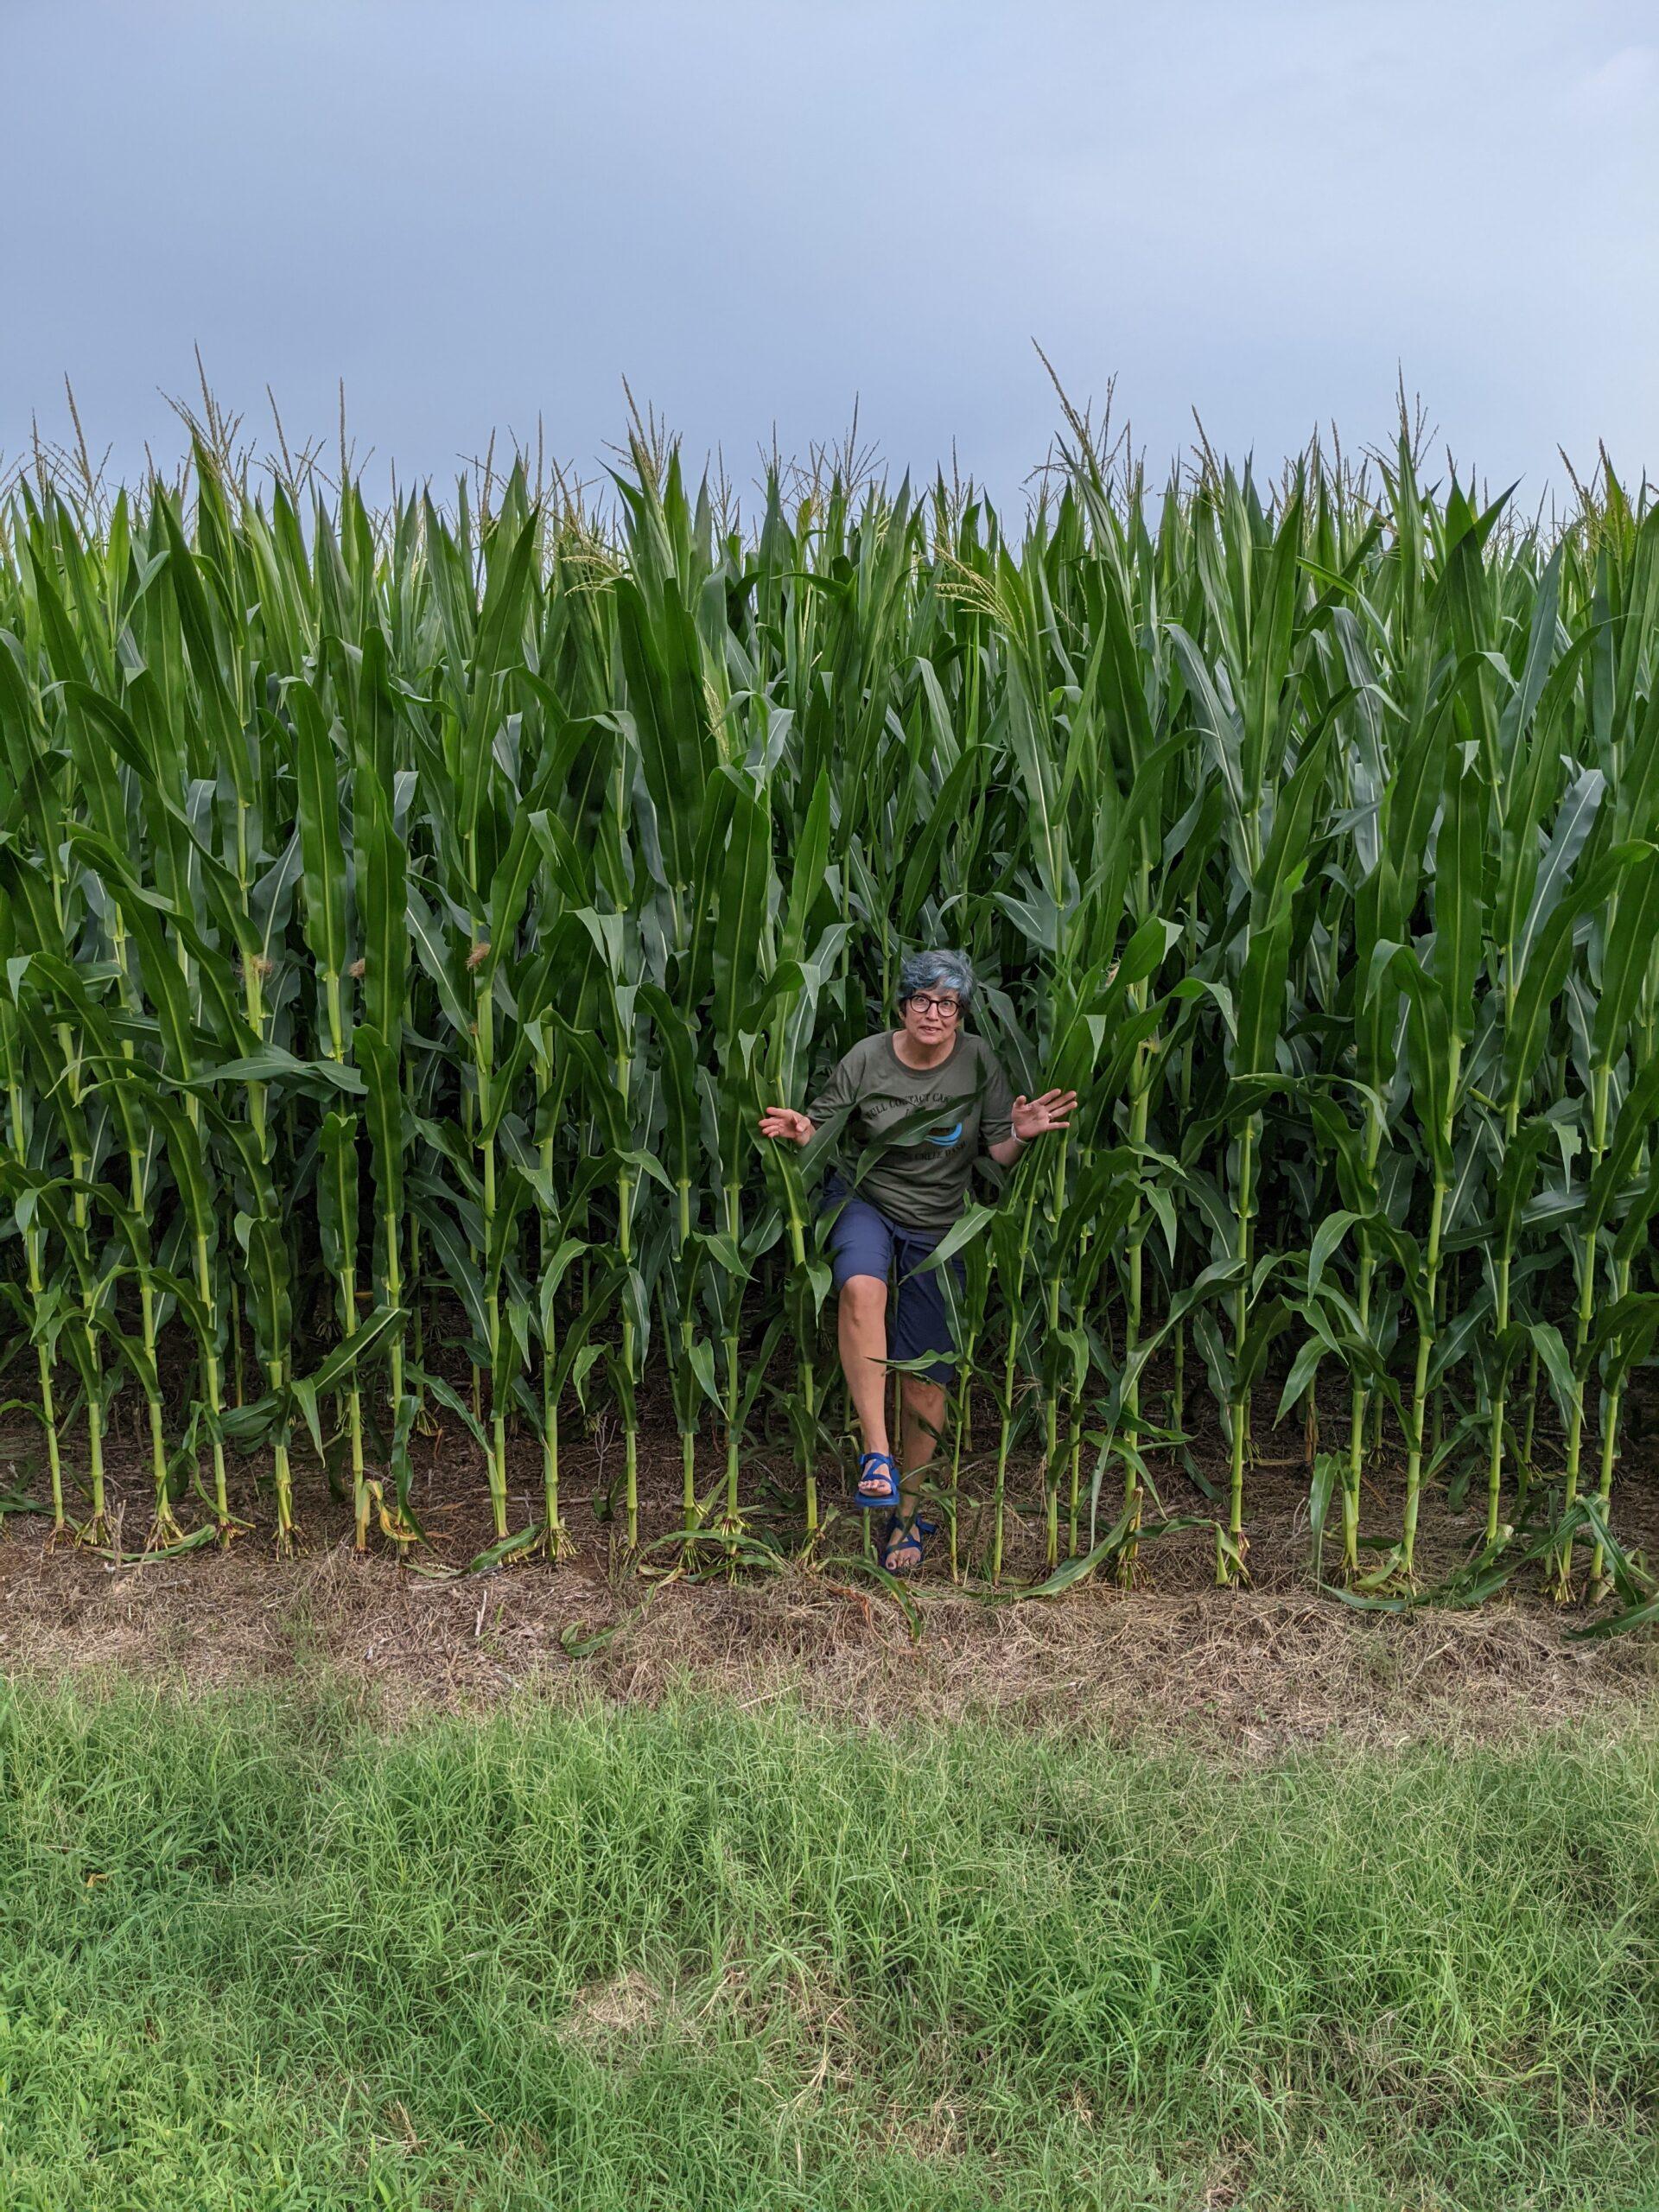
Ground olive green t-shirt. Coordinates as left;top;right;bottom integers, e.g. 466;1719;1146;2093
806;1031;1016;1231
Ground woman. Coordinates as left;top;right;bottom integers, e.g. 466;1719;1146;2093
759;950;1076;1573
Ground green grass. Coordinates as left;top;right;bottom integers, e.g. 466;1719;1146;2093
3;1683;1657;2210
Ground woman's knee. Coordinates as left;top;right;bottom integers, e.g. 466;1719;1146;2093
838;1273;888;1324
900;1373;947;1414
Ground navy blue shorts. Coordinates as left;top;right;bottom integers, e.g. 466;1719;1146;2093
822;1177;965;1389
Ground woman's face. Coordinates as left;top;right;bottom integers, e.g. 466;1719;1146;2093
900;986;963;1049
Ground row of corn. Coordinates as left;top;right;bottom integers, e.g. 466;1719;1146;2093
2;420;1657;1607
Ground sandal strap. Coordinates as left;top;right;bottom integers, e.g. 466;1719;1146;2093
881;1513;934;1560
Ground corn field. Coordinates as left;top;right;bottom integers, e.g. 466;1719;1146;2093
3;412;1659;1618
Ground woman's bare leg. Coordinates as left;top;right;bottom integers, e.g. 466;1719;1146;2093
899;1375;947;1519
837;1275;891;1459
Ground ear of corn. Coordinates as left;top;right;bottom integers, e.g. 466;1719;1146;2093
3;423;1658;1608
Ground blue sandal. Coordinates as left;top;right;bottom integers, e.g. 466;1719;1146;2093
854;1452;901;1510
880;1515;938;1575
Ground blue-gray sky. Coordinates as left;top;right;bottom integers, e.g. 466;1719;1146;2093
6;0;1656;509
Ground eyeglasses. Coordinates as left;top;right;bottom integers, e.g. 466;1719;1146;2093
907;994;962;1020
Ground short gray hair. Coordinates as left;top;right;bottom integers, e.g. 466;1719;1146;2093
898;948;976;1008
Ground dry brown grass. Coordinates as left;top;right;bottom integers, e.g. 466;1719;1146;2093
5;1516;1656;1750
4;1414;1656;1746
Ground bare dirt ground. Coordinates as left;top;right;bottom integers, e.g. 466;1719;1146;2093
5;1387;1656;1746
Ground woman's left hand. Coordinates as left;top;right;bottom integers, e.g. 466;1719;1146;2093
1011;1089;1078;1141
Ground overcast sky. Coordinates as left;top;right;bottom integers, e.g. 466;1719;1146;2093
5;0;1656;510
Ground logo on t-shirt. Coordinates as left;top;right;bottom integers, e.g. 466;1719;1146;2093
927;1121;963;1147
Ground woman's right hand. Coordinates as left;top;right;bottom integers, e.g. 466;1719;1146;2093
758;1106;815;1144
